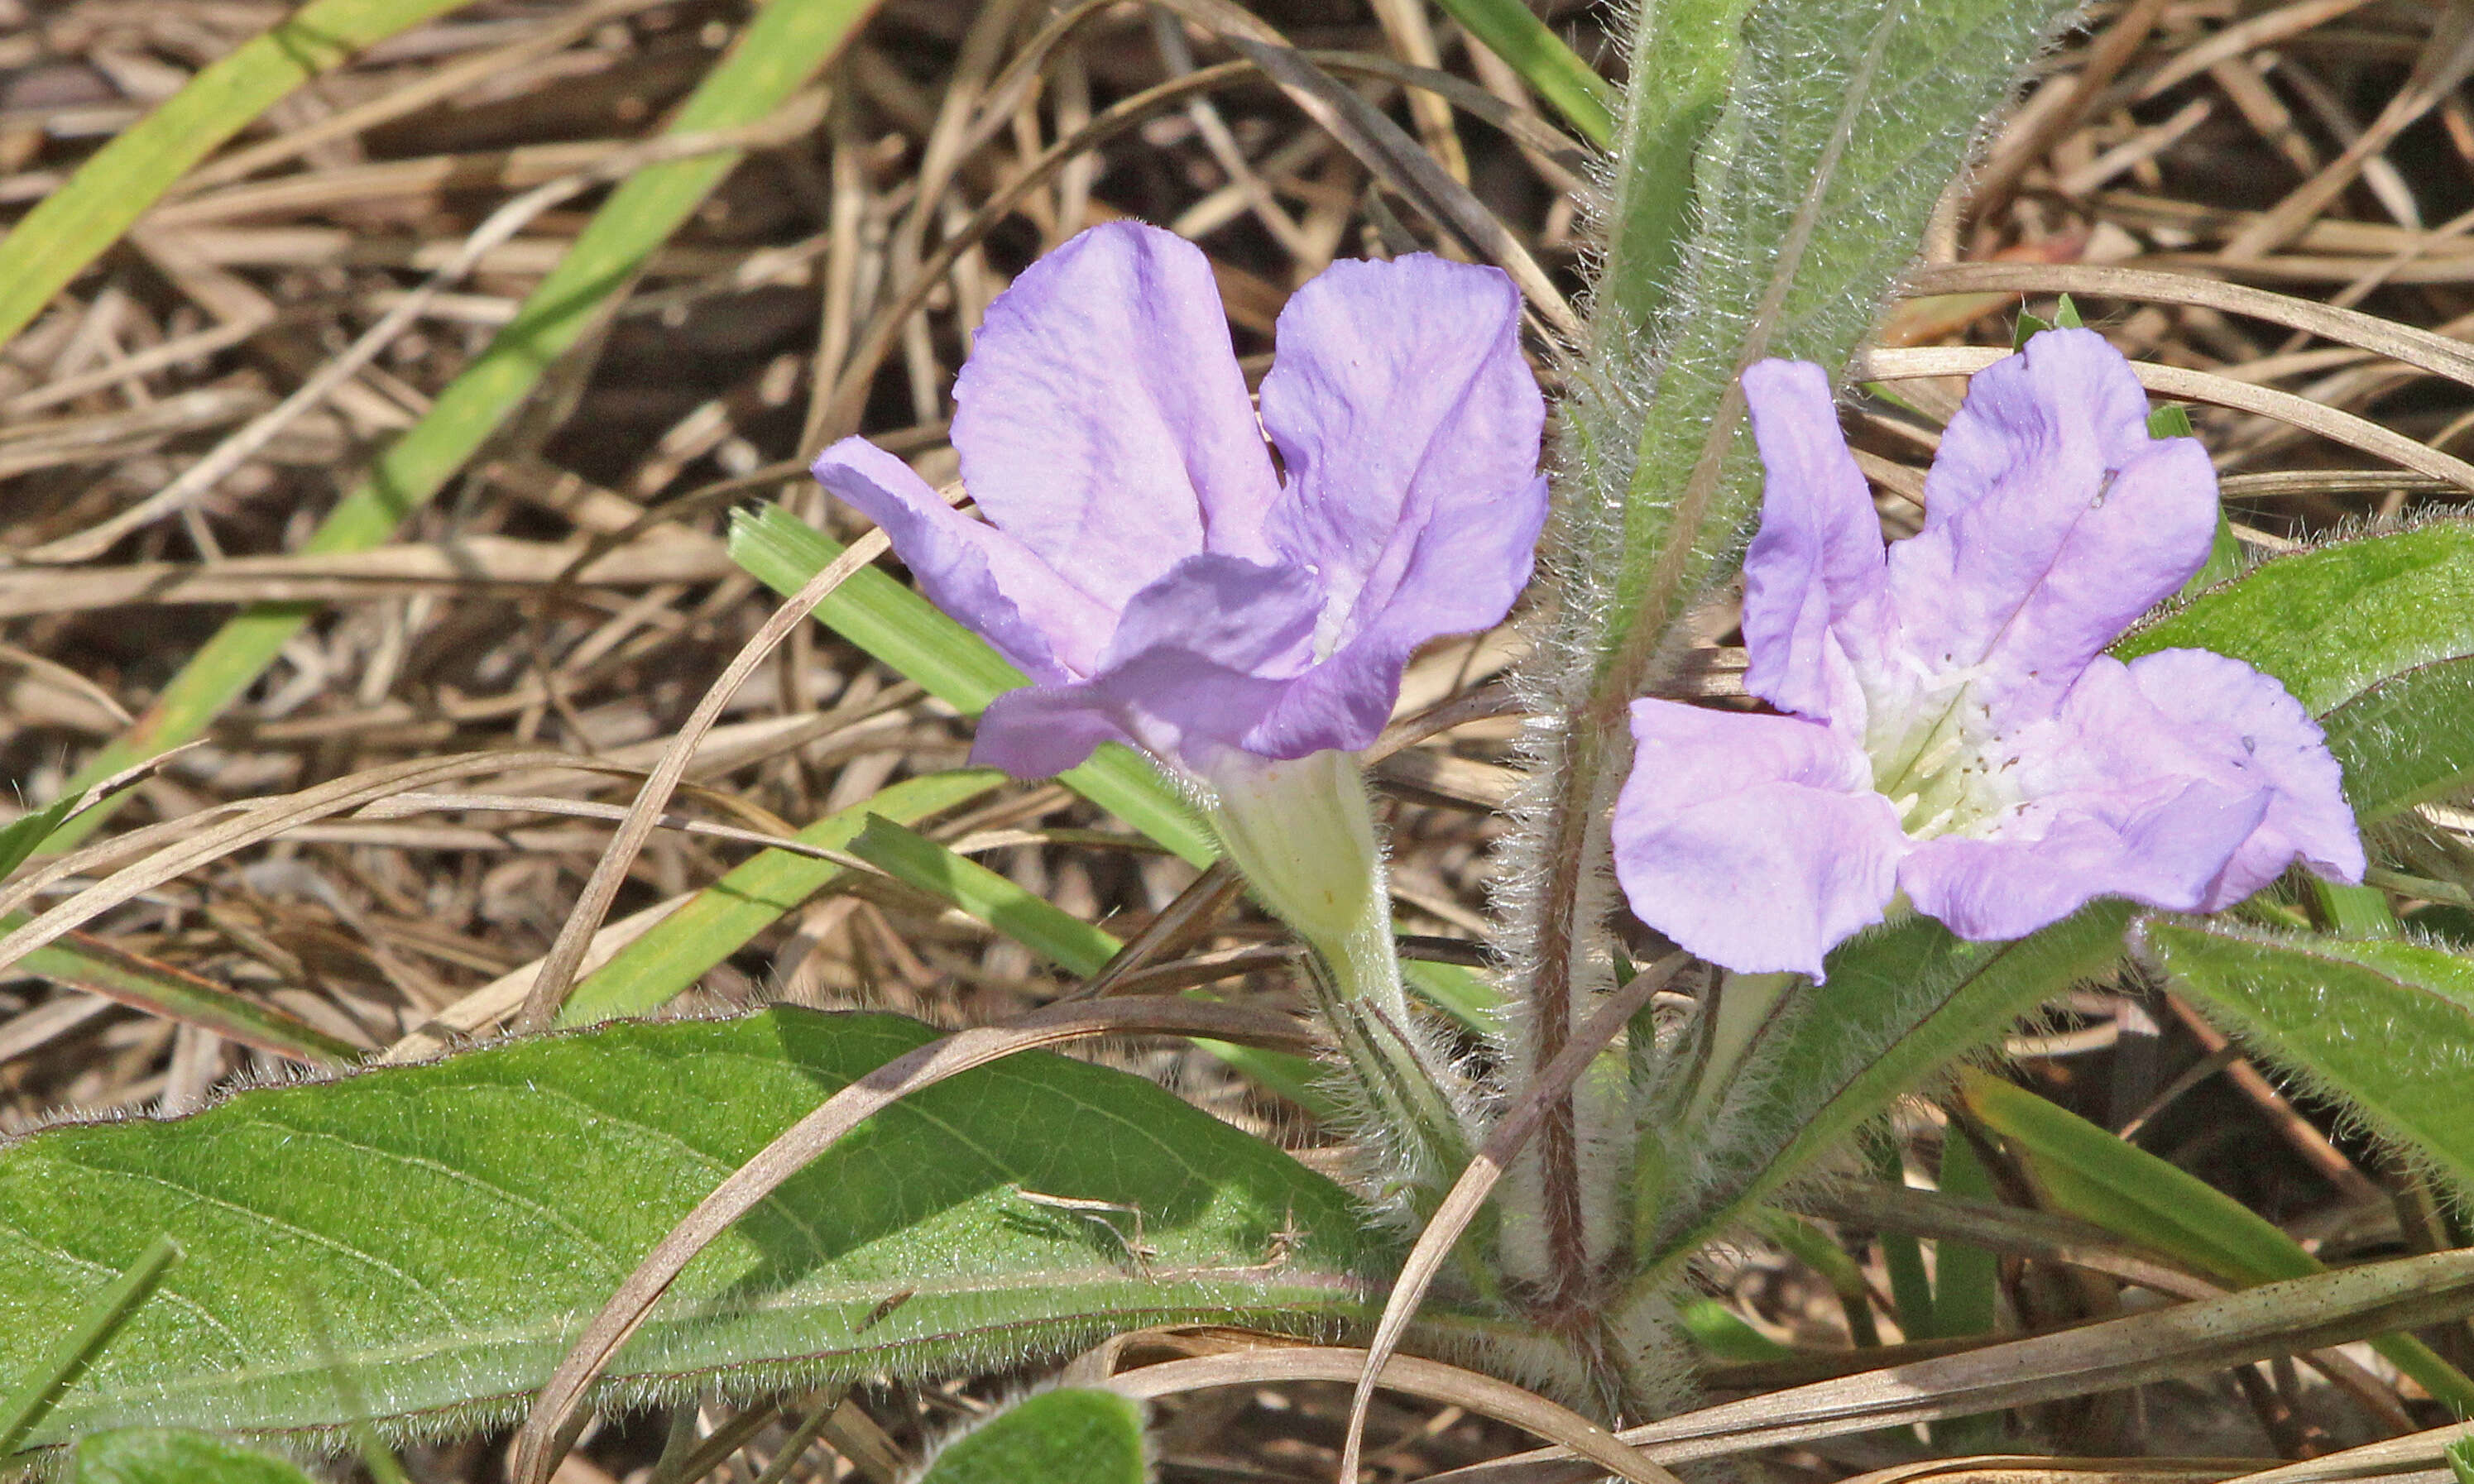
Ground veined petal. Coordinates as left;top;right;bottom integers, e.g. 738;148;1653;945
971;555;1321;779
952;223;1280;610
1259;254;1544;653
1924;327;2154;523
1898;652;2293;940
1899;779;2267;941
813;437;1113;681
2124;648;2366;907
1096;553;1321;677
971;653;1297;779
1245;474;1550;760
1613;701;1907;979
1887;329;2217;719
1739;360;1891;724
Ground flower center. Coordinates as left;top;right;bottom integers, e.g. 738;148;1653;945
1862;666;2022;841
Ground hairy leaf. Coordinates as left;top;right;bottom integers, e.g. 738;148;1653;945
0;1010;1385;1447
2120;520;2474;715
2138;918;2474;1210
74;1429;315;1484
1649;906;2131;1274
2321;656;2474;826
913;1388;1148;1484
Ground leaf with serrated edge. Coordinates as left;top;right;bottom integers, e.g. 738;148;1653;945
0;1009;1386;1447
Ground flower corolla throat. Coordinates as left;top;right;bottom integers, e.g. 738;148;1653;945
1611;329;2365;979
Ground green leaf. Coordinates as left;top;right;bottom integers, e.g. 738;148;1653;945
43;0;884;854
2448;1434;2474;1484
0;0;476;354
559;770;1004;1028
850;818;1123;979
0;796;85;884
2321;655;2474;826
1429;0;1614;147
841;816;1331;1113
16;935;361;1067
2051;293;2084;330
1961;1066;2474;1413
0;1009;1387;1445
915;1388;1148;1484
1648;905;2131;1277
1678;1298;1791;1362
2119;520;2474;715
2147;403;2195;439
2138;917;2474;1210
0;1236;180;1457
2011;309;2053;349
74;1429;314;1484
729;504;1501;1037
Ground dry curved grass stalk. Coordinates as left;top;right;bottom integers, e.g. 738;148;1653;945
508;526;889;1033
506;993;1324;1484
1105;1345;1684;1484
1337;953;1688;1484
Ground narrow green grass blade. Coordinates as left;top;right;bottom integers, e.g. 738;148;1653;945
20;934;360;1065
914;1388;1147;1484
0;797;85;883
729;505;1501;1033
45;0;885;853
1962;1069;2474;1413
1428;0;1613;147
850;818;1122;977
558;770;1004;1028
0;1235;180;1457
843;816;1331;1113
0;0;476;353
727;505;1215;864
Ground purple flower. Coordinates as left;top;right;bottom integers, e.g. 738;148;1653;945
1612;329;2365;978
813;222;1548;781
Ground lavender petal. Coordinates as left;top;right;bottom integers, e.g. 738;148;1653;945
951;223;1280;610
1739;358;1891;723
1613;700;1908;979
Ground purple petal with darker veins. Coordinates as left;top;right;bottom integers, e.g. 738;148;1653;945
971;651;1299;779
970;554;1324;779
952;223;1280;610
813;437;1114;682
2123;647;2366;907
1739;359;1890;723
1259;254;1543;653
1246;473;1549;759
1898;778;2268;941
1613;701;1907;979
1887;330;2217;720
